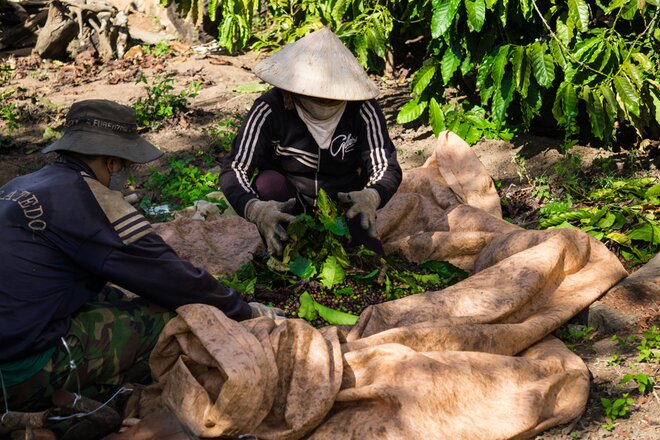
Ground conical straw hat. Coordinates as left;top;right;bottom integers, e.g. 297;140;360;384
253;27;379;101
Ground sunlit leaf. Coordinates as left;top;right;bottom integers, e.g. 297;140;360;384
397;97;427;124
613;73;641;117
431;0;462;38
628;224;660;244
441;48;461;85
465;0;486;32
319;256;345;288
429;97;446;137
298;292;359;325
412;63;437;95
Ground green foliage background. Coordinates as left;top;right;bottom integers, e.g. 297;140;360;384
163;0;659;146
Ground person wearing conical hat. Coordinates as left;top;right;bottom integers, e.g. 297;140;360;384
220;27;402;255
0;99;282;418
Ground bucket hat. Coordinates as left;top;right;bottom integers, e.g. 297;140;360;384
42;99;162;164
253;27;379;101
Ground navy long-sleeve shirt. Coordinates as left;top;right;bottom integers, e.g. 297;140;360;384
220;88;402;217
0;157;251;362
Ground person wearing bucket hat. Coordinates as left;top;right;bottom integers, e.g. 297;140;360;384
0;99;282;417
220;27;402;256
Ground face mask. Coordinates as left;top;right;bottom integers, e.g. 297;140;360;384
296;96;346;120
108;164;130;192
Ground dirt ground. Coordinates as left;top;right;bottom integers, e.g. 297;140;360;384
1;46;659;439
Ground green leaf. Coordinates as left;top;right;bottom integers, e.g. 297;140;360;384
419;259;468;280
208;0;218;21
233;81;270;94
553;82;578;127
319;256;345;288
628;224;660;244
365;26;386;59
491;45;510;93
350;268;379;283
646;184;660;198
441;48;460;85
613;73;641;118
298;291;359;325
631;52;653;73
428;97;446;137
529;42;555;88
584;88;606;140
568;0;590;32
648;84;660;125
289;256;317;279
623;61;643;89
600;83;619;123
465;0;486;32
298;291;318;321
606;232;631;246
492;72;514;126
317;188;337;222
397;97;428;124
412;273;441;284
596;211;616;229
431;0;462;38
412;63;437;95
519;0;533;19
334;287;354;296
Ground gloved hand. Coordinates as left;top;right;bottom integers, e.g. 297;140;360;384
245;198;296;255
249;302;286;319
337;188;381;238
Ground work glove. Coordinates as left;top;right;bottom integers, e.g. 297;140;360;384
249;302;286;319
337;188;381;238
244;198;296;255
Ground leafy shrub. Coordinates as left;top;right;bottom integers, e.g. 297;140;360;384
399;0;660;145
621;373;655;394
601;393;633;421
132;74;200;130
208;114;243;153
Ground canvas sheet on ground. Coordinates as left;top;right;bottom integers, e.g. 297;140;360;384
145;131;628;439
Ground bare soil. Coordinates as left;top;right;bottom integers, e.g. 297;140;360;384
1;47;659;440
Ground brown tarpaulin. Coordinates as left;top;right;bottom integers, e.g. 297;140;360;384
144;131;627;439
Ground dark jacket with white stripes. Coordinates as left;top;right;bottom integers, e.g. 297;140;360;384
0;156;251;363
220;88;402;216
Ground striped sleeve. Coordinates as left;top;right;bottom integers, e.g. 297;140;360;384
220;99;274;217
83;176;152;245
359;100;402;207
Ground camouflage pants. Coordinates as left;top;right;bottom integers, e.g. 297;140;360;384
1;287;174;412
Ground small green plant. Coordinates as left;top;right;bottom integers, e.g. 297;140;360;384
0;103;19;133
621;373;655;394
143;156;223;210
0;62;14;84
556;324;594;350
132;74;200;130
142;40;171;57
601;393;633;421
209;115;243;153
601;422;615;431
606;354;624;366
636;326;660;363
531;176;551;202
